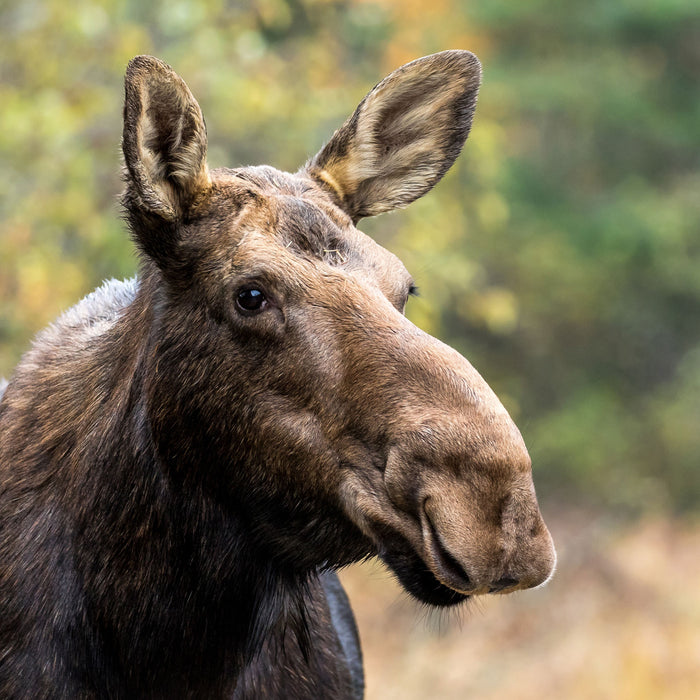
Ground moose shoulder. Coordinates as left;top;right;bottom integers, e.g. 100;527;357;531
0;52;555;698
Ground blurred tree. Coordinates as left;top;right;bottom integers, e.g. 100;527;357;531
1;0;698;512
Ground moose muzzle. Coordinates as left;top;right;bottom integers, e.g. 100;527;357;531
339;310;556;606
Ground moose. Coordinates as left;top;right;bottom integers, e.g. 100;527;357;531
0;51;555;698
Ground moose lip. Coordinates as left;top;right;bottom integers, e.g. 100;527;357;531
375;524;470;608
358;497;472;605
379;545;469;607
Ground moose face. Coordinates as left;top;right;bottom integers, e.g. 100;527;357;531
122;52;555;608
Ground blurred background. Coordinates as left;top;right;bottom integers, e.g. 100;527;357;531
1;0;698;697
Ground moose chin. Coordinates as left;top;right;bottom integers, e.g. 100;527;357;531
0;51;555;699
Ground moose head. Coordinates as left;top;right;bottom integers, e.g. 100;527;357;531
121;51;555;608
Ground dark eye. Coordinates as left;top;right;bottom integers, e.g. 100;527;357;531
401;283;419;311
235;288;268;315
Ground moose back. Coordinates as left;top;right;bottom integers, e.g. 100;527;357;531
0;52;555;698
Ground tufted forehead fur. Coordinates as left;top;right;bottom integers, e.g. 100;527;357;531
188;166;412;307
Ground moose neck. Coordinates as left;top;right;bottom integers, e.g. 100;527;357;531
67;272;325;694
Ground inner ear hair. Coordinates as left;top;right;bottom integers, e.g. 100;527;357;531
122;55;210;222
307;50;482;221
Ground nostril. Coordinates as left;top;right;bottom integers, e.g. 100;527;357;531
422;505;473;591
433;533;473;589
488;577;519;593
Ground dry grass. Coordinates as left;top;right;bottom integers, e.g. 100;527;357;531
339;509;700;699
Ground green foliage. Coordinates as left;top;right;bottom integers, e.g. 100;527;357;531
1;0;698;513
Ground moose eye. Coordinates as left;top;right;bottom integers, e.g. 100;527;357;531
401;283;419;312
235;288;268;315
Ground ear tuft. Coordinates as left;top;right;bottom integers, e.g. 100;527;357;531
307;50;481;221
122;55;210;222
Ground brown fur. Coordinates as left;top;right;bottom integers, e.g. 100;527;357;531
0;52;554;698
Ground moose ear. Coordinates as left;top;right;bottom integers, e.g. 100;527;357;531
307;50;481;221
122;56;210;223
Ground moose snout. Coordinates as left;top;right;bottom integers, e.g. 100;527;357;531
341;307;556;601
419;488;556;595
383;432;556;597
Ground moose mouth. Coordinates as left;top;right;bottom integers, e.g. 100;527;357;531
344;479;473;606
342;470;517;606
376;524;470;607
380;545;469;607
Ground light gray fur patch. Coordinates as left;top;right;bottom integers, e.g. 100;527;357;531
2;279;138;398
13;277;140;379
39;277;139;345
57;277;139;330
